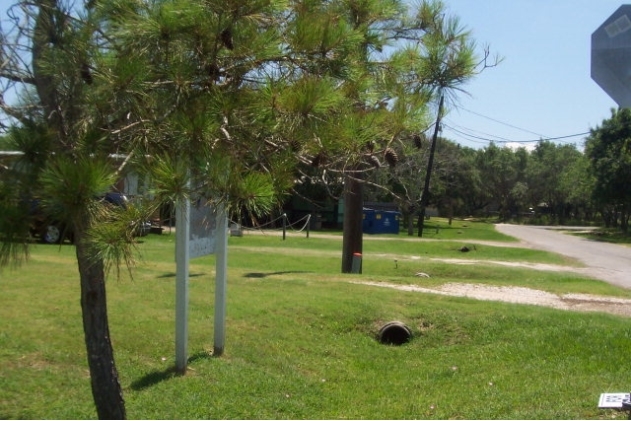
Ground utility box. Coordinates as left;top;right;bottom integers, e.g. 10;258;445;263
362;209;400;234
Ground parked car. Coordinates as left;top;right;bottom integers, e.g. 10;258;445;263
29;192;151;244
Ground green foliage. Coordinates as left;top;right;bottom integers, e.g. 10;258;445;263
39;156;117;228
0;196;30;267
276;76;346;118
0;134;13;150
585;108;631;230
525;141;592;224
88;206;139;278
145;155;192;204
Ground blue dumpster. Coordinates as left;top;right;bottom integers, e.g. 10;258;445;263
362;209;400;234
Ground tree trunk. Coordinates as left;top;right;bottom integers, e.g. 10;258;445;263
341;171;363;273
407;204;415;236
75;230;126;419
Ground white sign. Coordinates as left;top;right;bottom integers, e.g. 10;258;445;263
189;199;217;258
598;393;630;409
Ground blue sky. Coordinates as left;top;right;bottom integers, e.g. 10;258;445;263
439;0;624;150
0;0;625;151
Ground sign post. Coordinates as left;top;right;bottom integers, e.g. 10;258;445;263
213;205;228;356
175;196;190;374
175;197;228;371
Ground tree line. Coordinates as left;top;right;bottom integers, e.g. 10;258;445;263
358;108;631;233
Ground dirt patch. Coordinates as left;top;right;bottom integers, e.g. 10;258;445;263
352;281;631;317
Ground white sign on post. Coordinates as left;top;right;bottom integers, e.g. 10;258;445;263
189;199;218;258
175;197;228;372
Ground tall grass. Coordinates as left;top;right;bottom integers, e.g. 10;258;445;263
1;220;630;419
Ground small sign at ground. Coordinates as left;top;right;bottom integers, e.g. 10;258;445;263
598;392;630;409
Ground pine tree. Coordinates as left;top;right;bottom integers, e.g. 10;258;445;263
1;0;491;417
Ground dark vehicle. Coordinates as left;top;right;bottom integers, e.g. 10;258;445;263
30;192;151;244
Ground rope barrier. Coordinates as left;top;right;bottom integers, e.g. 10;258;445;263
285;214;311;232
228;213;313;238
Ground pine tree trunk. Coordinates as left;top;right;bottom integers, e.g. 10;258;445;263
75;230;126;419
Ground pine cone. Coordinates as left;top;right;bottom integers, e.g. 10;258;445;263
81;63;93;85
367;155;381;168
413;133;423;149
311;152;327;167
384;148;398;167
289;139;301;152
221;28;234;50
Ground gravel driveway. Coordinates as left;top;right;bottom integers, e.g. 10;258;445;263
495;224;631;290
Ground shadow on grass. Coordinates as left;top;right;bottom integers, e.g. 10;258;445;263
130;351;213;391
244;270;311;278
156;272;206;279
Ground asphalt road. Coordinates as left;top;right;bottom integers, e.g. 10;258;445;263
495;224;631;290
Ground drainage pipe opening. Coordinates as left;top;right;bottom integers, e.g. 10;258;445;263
378;321;412;345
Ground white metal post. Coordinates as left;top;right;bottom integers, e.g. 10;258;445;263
175;196;190;373
213;205;228;356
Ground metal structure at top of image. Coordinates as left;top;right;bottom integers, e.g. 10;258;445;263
592;5;631;107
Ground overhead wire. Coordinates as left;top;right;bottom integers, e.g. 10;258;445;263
443;122;589;144
457;106;552;139
442;107;591;146
444;120;514;143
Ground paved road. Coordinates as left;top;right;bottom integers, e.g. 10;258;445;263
495;224;631;290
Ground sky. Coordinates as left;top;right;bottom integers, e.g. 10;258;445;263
0;1;626;150
438;0;625;150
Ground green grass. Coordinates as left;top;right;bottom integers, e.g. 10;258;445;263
575;228;631;245
1;219;631;419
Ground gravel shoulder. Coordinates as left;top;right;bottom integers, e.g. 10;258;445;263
352;281;631;317
363;224;631;317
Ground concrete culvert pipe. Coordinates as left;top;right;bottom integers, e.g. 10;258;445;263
378;321;412;345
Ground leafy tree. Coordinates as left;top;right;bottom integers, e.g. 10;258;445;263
431;140;481;222
474;143;528;221
526;140;589;224
559;152;595;222
585;108;631;231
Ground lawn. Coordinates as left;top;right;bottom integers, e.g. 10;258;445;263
1;219;630;419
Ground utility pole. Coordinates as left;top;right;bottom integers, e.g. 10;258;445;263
418;94;444;237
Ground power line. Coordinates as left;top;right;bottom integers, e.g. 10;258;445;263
458;106;551;138
442;122;589;144
442;123;498;144
444;120;514;142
